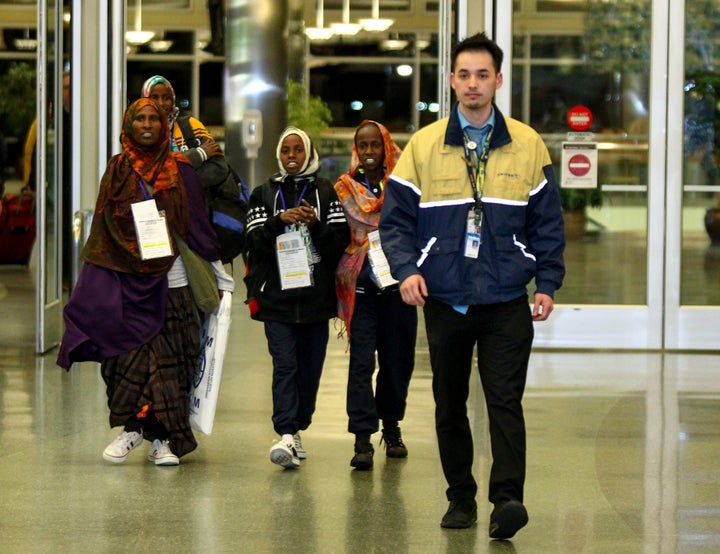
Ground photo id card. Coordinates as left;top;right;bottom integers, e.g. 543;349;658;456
464;233;481;258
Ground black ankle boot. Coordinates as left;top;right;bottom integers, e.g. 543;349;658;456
350;440;374;470
381;426;408;458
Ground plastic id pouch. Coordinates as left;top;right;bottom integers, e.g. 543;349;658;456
131;199;172;260
367;230;398;288
276;230;313;290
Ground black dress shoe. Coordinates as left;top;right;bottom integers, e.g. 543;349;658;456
489;500;528;539
440;498;477;529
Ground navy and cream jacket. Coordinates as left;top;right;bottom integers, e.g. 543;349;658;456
379;103;565;306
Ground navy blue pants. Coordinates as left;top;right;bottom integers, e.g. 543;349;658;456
423;295;533;506
347;288;417;436
264;320;329;436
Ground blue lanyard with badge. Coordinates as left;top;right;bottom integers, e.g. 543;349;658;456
462;130;492;259
276;180;321;289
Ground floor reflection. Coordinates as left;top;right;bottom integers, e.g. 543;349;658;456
1;267;720;552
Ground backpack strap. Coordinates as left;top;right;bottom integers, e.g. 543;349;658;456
175;115;202;149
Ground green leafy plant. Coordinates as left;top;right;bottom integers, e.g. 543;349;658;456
0;62;36;140
560;187;603;212
584;1;651;74
286;79;332;144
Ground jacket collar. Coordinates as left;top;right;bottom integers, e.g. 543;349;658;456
444;102;511;150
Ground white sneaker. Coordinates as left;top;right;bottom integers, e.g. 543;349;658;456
103;430;143;463
293;433;307;460
269;440;300;469
147;439;180;466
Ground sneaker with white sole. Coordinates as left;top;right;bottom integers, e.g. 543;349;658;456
103;430;143;463
269;440;300;469
147;439;180;466
293;433;307;460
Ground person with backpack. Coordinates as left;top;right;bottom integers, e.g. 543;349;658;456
244;127;349;469
141;75;249;265
141;75;224;176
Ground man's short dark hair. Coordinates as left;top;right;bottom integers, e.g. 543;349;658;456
451;32;504;74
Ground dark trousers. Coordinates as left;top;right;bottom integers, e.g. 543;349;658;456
423;295;533;505
347;288;417;435
264;320;329;436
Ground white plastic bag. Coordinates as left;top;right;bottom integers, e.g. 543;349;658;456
189;292;232;435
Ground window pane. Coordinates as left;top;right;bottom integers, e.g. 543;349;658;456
514;4;652;306
418;62;438;130
681;0;720;305
310;63;412;131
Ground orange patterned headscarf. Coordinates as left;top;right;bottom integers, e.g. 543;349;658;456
81;98;190;275
120;97;184;194
334;120;402;335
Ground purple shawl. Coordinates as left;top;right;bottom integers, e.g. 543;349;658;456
56;164;219;370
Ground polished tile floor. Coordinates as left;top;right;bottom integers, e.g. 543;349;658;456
1;261;720;553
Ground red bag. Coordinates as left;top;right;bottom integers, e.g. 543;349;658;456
0;189;36;265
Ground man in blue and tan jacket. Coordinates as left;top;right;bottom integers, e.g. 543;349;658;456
379;32;565;539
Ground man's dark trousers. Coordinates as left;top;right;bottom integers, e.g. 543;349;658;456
424;294;533;505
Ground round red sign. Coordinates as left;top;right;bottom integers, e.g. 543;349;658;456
568;154;591;177
567;105;592;131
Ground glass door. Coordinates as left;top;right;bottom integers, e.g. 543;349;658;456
505;0;665;349
35;0;63;353
665;0;720;349
502;0;720;350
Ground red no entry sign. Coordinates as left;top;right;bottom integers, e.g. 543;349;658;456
567;105;592;131
561;142;597;188
568;153;591;176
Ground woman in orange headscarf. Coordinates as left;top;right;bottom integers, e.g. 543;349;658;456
335;120;417;470
57;98;234;466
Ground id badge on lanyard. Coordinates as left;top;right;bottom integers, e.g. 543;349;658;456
133;179;172;260
463;132;490;259
464;210;481;259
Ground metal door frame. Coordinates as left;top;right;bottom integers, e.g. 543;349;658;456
484;0;672;350
35;0;63;353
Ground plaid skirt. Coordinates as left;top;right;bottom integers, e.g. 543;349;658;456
101;286;200;458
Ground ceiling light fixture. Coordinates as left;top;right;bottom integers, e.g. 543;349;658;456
380;38;408;51
396;64;413;77
13;28;37;51
306;0;335;41
359;0;394;32
331;0;361;36
148;40;174;53
125;0;155;46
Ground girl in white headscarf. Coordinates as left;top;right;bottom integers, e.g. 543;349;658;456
244;126;350;470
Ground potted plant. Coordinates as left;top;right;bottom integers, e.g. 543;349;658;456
560;187;603;240
0;61;36;177
286;79;332;145
683;72;720;244
683;1;720;243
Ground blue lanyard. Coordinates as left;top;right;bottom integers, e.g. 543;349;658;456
361;172;384;197
137;178;154;200
277;180;310;211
